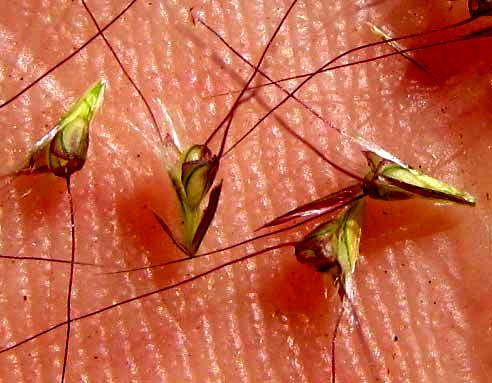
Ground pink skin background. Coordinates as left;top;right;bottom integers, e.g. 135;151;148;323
1;0;491;382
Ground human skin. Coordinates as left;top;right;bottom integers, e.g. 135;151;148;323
1;0;491;382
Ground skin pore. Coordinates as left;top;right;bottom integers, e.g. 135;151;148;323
1;0;492;381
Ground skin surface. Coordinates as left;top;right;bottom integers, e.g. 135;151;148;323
1;0;492;382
